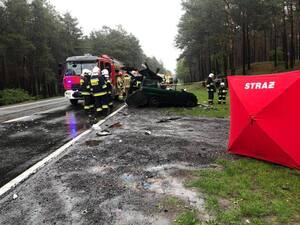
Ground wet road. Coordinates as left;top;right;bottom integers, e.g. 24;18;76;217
0;98;100;187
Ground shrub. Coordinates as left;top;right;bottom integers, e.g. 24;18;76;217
0;89;34;106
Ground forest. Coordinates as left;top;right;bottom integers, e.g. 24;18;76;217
0;0;165;97
176;0;300;82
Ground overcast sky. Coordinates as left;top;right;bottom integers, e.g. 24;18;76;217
48;0;183;73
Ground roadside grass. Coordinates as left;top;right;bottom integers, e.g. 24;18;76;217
0;89;34;106
185;158;300;225
165;84;230;118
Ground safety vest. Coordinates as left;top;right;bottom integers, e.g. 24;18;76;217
80;76;91;96
90;75;107;97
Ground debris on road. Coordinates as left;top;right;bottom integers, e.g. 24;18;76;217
145;130;152;135
12;194;18;200
108;122;123;129
92;124;102;131
157;117;181;123
96;130;112;137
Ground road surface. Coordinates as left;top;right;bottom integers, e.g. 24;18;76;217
0;98;98;187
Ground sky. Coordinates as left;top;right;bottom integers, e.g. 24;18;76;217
48;0;183;73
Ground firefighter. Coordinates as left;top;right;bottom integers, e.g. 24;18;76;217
80;69;93;114
206;73;216;105
101;69;113;111
123;73;131;98
91;66;107;115
218;82;227;104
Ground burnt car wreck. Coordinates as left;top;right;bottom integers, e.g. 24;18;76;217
126;64;198;108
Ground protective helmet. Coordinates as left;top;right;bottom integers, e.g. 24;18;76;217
92;66;100;75
220;82;225;87
101;69;109;76
209;73;214;78
82;69;91;77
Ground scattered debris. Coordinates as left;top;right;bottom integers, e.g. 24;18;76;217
96;130;112;137
13;194;18;200
85;140;103;147
109;122;123;129
92;124;102;131
145;131;152;135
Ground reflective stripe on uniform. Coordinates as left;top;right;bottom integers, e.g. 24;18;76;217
96;108;102;112
109;102;113;106
84;106;91;110
93;92;106;97
80;79;84;85
81;92;90;95
102;85;107;89
102;105;109;109
91;79;99;86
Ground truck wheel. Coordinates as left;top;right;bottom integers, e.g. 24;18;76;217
70;99;78;106
149;97;160;107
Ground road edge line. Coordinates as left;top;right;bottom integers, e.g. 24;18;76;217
0;104;127;198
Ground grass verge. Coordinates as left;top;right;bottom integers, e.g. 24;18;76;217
0;89;35;106
165;84;229;118
186;158;300;225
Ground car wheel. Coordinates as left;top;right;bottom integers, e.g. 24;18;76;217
70;99;78;106
149;97;160;107
185;99;196;107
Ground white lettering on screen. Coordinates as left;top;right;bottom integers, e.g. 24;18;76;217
244;81;276;90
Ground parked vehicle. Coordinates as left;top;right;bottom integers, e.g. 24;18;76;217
61;54;125;105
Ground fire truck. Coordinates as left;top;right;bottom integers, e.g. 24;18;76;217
62;54;126;105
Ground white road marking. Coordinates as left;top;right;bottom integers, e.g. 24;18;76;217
0;104;127;198
3;116;31;123
0;97;65;110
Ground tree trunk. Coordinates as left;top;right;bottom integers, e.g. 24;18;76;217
247;23;251;70
274;23;278;67
290;1;295;68
242;12;246;75
283;6;289;70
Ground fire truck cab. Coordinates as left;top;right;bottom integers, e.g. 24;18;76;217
62;54;124;105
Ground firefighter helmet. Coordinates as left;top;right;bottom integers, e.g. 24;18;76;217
101;69;109;76
92;66;100;75
82;69;91;77
209;73;214;78
220;82;225;87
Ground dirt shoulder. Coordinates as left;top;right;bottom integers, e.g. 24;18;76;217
0;107;229;225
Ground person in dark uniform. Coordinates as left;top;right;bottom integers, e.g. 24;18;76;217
218;82;227;104
91;67;107;115
101;69;113;111
206;73;216;105
80;69;94;115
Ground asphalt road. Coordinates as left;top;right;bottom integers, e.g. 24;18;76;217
0;98;95;187
0;107;229;224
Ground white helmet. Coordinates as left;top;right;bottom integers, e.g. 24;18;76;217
82;69;91;77
209;73;214;78
220;82;225;87
101;69;109;76
92;66;100;75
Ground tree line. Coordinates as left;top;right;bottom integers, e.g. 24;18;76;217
0;0;165;97
176;0;300;82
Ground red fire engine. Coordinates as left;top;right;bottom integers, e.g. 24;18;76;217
62;54;125;105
